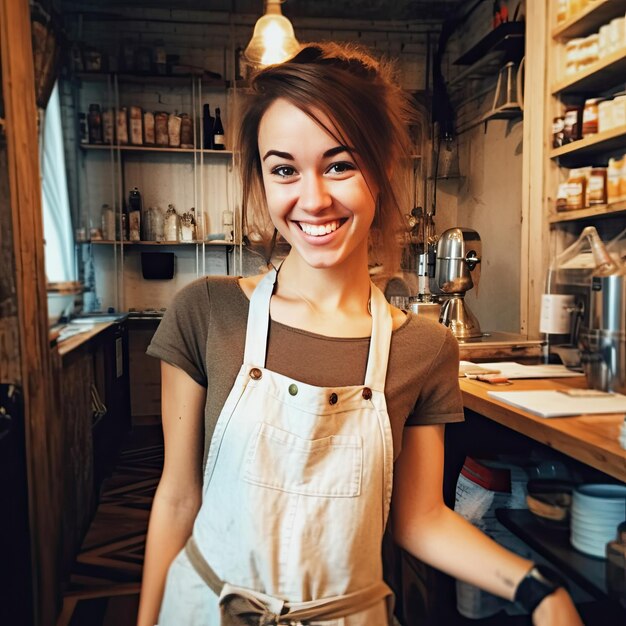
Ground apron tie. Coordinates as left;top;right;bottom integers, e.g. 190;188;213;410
185;536;394;626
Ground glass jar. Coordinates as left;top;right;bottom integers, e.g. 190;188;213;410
612;93;626;129
565;38;582;75
563;105;582;142
556;0;569;24
582;98;604;136
577;33;599;72
588;168;608;205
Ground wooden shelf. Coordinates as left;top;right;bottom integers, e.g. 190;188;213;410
552;0;626;40
495;510;623;606
91;239;236;246
550;125;626;163
552;48;626;95
80;144;233;156
549;200;626;223
75;71;228;89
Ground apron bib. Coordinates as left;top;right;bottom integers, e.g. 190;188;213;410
159;269;395;625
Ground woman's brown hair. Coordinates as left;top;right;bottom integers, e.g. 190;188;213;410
238;42;415;272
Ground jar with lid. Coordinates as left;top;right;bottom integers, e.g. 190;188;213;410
582;98;604;136
565;39;582;75
101;204;116;241
152;206;165;241
588;167;607;205
102;108;114;144
566;168;588;210
556;0;569;24
563;105;582;143
129;106;143;145
155;112;169;146
577;33;599;72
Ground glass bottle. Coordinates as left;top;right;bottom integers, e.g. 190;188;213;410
213;107;225;150
203;104;214;150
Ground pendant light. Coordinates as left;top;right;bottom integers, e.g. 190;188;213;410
244;0;300;67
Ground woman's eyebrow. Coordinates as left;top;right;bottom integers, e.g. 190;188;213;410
262;146;355;162
262;149;293;161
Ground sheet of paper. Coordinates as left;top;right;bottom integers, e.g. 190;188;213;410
487;390;626;418
479;362;584;379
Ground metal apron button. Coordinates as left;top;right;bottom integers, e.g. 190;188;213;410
250;368;263;380
362;387;372;400
329;392;338;405
288;383;298;396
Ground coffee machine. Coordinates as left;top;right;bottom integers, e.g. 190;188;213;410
430;227;483;340
544;226;626;393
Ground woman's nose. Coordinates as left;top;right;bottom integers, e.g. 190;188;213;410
298;174;332;213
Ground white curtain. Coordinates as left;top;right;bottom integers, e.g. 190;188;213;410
41;81;75;283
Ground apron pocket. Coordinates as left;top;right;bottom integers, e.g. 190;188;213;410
243;422;362;497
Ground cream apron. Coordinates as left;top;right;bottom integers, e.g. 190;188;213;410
158;269;395;625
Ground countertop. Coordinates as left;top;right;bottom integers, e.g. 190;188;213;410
51;315;128;357
460;375;626;482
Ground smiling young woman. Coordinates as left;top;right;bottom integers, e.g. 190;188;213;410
138;42;583;626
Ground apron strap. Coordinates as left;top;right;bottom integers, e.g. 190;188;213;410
185;536;393;625
243;268;277;367
243;268;393;392
364;283;393;392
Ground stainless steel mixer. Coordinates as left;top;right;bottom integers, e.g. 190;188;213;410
430;227;483;340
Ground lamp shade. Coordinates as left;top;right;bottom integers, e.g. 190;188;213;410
244;1;300;67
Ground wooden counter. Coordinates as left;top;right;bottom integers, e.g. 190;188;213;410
460;376;626;483
54;321;114;357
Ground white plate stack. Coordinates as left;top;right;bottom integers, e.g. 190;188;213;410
570;484;626;558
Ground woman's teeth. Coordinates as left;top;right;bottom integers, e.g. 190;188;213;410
299;220;342;236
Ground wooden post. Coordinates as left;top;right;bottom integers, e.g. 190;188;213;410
0;0;64;624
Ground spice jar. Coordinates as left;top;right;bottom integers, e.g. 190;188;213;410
588;167;607;205
87;104;103;144
552;116;565;148
582;98;604;136
556;0;569;24
563;105;582;143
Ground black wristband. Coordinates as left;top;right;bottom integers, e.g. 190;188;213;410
514;564;566;614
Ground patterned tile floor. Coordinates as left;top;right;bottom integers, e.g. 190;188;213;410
56;424;163;626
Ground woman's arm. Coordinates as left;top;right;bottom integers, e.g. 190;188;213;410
391;424;583;626
136;361;206;626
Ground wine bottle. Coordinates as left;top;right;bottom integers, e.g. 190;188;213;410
213;107;225;150
203;104;214;150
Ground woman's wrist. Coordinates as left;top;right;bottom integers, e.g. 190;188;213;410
514;564;567;614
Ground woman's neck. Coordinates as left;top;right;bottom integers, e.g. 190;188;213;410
269;249;373;337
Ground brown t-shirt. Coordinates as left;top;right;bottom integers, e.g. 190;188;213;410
147;276;464;465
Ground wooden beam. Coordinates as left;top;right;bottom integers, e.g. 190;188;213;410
0;0;63;624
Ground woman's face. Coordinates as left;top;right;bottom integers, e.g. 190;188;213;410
258;98;377;270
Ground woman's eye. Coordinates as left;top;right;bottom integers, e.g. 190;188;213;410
327;161;356;175
271;165;296;178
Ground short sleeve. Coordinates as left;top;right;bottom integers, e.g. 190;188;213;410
146;278;210;387
406;329;464;426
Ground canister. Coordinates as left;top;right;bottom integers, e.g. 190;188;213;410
588;168;607;205
143;111;155;144
155;111;169;146
582;98;604;136
116;107;129;145
612;93;626;129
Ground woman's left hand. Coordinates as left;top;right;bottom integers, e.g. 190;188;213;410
532;588;584;626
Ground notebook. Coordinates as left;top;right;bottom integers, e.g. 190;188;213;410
487;390;626;418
